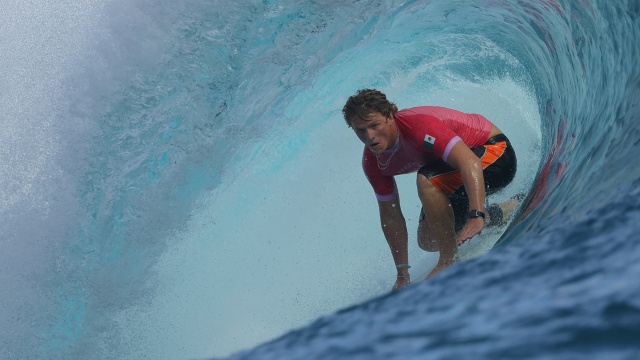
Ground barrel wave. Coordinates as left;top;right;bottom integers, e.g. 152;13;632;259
1;0;639;359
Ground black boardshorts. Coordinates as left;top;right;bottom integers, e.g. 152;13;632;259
418;133;517;232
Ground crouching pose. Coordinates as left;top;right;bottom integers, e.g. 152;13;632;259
342;89;518;290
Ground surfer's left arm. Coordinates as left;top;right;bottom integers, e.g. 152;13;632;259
445;141;486;244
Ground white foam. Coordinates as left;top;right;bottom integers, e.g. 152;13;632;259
0;1;107;357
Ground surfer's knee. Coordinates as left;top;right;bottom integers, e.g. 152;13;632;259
418;237;439;252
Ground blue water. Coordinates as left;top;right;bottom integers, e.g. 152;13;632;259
1;0;639;359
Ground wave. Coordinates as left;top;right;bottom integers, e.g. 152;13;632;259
1;0;639;359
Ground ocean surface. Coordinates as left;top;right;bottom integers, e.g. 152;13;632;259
1;0;639;359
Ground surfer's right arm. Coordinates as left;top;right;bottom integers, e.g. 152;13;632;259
377;196;410;291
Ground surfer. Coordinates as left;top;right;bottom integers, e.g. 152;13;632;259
342;89;518;290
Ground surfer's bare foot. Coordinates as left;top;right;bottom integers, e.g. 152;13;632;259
487;194;524;227
499;198;520;221
425;255;459;279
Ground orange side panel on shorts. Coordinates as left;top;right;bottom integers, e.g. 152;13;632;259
429;170;463;194
480;141;507;169
430;141;507;194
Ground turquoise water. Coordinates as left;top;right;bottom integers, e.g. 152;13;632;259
1;0;639;359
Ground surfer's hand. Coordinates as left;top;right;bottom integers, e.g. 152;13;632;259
456;217;484;245
392;275;410;291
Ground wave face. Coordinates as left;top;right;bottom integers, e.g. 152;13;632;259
1;0;639;359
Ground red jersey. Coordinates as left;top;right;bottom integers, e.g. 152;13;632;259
362;106;493;201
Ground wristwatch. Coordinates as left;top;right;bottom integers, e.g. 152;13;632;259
468;210;486;219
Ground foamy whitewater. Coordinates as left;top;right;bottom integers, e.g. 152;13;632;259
1;0;639;359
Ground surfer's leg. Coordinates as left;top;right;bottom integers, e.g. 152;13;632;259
417;209;439;252
418;194;468;252
416;173;458;277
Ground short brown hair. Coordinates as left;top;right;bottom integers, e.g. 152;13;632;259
342;89;398;127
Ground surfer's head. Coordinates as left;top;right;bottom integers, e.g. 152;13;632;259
342;89;398;127
343;89;399;154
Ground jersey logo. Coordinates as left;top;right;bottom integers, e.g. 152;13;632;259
423;134;436;149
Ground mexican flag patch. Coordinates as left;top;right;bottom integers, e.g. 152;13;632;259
423;134;436;149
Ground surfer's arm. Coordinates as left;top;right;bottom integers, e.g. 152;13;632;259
446;141;486;244
377;196;410;290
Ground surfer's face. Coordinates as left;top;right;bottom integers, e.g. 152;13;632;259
350;112;398;155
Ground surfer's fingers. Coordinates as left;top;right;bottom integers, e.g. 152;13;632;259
456;224;483;245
